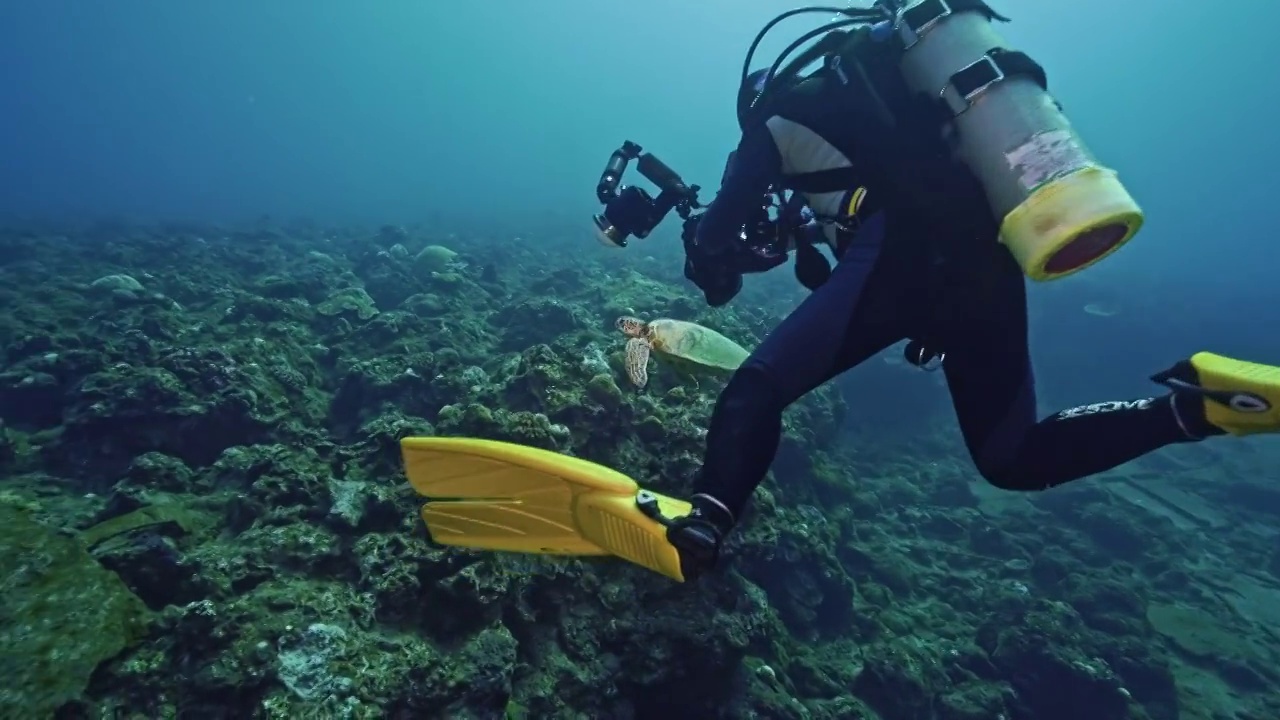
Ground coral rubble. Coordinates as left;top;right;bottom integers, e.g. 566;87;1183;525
0;220;1277;719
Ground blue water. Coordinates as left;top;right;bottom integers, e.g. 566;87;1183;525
1;2;1274;282
4;0;1277;398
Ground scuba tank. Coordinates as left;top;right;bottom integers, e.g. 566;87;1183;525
743;2;1144;282
888;0;1143;280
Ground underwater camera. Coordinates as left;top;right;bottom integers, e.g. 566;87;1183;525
592;141;706;248
592;140;790;251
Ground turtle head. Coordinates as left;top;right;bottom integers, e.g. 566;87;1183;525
616;316;648;338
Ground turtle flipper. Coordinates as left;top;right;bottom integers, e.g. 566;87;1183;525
625;338;652;388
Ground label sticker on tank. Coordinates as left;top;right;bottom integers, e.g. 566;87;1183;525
1005;130;1092;192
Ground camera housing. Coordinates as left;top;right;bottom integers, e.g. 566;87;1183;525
592;141;801;254
591;141;705;248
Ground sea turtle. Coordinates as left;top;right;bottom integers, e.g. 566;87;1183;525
615;315;750;389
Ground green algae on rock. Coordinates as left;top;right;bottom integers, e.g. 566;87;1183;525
0;501;150;717
80;501;208;548
2;219;1278;719
585;372;624;409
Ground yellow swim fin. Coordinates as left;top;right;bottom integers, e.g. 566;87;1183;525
400;437;692;581
1152;352;1280;435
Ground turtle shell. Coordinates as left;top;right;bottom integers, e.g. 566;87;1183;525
647;319;749;372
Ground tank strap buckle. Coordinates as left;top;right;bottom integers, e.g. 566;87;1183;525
898;0;952;49
940;53;1004;116
897;0;1010;50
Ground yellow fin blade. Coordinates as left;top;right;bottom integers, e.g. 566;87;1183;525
400;437;690;580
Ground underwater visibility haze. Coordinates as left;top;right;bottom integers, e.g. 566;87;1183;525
1;1;1279;718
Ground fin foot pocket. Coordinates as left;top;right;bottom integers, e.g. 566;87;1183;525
1154;353;1280;436
1192;352;1280;435
578;493;686;581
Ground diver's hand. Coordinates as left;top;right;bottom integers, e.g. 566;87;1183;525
682;215;749;306
736;241;789;275
680;214;705;247
666;494;735;580
684;255;742;307
793;241;832;290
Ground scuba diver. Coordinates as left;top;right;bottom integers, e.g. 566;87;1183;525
400;1;1280;585
660;1;1280;578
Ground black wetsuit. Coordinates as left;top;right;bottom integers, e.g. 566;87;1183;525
688;107;1215;520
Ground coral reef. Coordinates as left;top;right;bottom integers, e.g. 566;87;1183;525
0;220;1277;719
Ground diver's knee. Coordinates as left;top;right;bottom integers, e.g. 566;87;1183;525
718;364;786;413
977;463;1024;491
970;443;1021;490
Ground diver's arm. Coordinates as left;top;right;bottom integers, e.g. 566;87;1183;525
695;126;783;255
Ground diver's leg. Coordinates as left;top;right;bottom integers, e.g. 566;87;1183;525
694;213;901;518
943;262;1203;491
